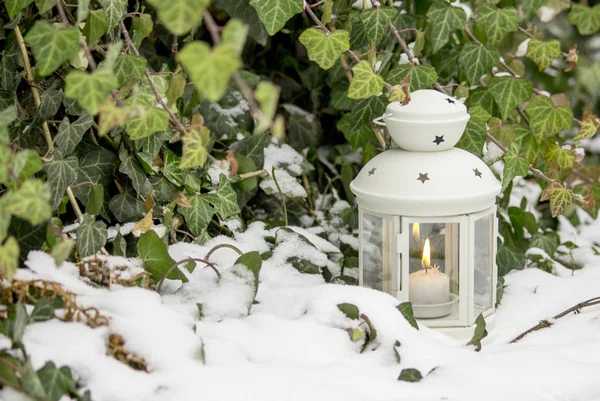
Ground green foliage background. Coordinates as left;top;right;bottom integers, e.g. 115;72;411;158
1;0;600;293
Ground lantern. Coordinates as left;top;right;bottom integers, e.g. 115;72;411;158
350;90;502;338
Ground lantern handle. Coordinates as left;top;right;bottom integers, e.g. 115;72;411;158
373;113;393;127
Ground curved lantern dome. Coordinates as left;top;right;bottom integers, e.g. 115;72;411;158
352;89;502;216
350;147;501;216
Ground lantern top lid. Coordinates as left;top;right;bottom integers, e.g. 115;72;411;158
350;148;501;216
385;89;467;122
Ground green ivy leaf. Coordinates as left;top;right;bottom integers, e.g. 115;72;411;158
222;18;248;56
255;81;281;133
82;10;107;46
299;28;350;70
113;55;147;87
348;61;385;99
86;183;104;215
54;113;94;155
204;174;241;220
178;195;214;236
180;127;210;169
65;70;119;115
166;74;186;107
162;148;185;187
22;361;46;399
360;7;398;44
387;64;438;91
97;0;127;30
36;362;76;401
502;143;529;191
6;0;34;17
549;184;573;218
0;237;19;281
250;0;303;36
3;179;52;224
213;0;269;46
179;42;242;102
568;4;600;36
12;149;43;180
24;22;79;77
396;302;419;330
426;0;466;54
125;108;170;140
30;298;57;322
76;214;107;257
531;232;559;256
77;0;89;23
525;95;573;143
336;114;373;150
456;105;490;156
137;230;187;282
574;110;600;140
458;43;500;85
44;152;78;210
230;133;272;169
147;0;209;35
398;368;423;382
487;76;533;120
466;313;488;351
109;191;145;222
234;251;262;297
131;14;154;47
545;144;575;171
497;243;525;276
526;39;561;71
337;303;360;320
51;238;74;267
476;4;518;45
35;0;56;14
118;151;152;196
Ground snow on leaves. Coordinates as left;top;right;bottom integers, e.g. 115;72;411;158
348;61;385;99
299;29;350;70
526;39;561;71
24;22;79;77
476;4;518;45
426;0;467;54
250;0;303;36
525;95;573;143
179;42;242;102
204;174;242;220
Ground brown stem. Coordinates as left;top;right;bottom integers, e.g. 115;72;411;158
173;228;196;241
389;22;414;63
14;26;54;153
205;243;243;261
463;25;483;46
157;257;221;293
271;166;288;225
510;297;600;343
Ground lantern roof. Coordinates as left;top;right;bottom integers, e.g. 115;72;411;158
350;147;501;216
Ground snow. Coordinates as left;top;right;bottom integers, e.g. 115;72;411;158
515;38;530;58
260;143;308;198
5;215;600;401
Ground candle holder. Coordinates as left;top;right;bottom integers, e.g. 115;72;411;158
350;90;502;339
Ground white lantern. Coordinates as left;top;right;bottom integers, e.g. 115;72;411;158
350;90;502;339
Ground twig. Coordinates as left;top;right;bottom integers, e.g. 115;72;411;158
389;22;414;63
239;170;268;179
173;228;196;241
318;175;341;211
66;186;109;255
13;26;54;153
463;25;483;46
510;297;600;343
205;243;243;260
302;175;315;213
517;26;535;39
271;166;288;225
157;257;221;293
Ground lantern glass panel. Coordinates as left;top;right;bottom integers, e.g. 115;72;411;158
361;213;393;293
474;213;494;315
408;222;459;319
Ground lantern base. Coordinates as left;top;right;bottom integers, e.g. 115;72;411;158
412;293;459;319
432;313;497;341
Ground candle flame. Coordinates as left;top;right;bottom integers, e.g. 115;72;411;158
421;237;431;269
412;223;420;242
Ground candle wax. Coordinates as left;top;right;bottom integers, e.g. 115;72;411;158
409;268;450;305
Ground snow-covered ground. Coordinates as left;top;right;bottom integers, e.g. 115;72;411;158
2;215;600;401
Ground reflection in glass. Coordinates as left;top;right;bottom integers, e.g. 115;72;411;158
362;214;392;292
474;214;493;313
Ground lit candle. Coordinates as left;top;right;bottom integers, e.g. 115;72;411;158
409;238;450;305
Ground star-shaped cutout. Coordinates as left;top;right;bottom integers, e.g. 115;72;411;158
473;168;482;178
417;173;430;184
445;97;456;104
433;135;445;145
368;167;377;176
